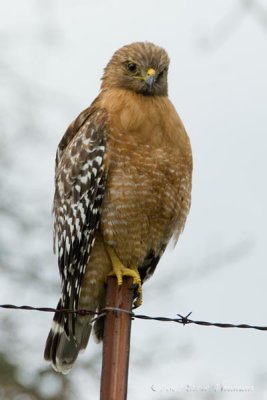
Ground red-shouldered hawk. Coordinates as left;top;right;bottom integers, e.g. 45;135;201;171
44;42;192;374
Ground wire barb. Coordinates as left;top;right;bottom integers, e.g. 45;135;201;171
177;312;192;325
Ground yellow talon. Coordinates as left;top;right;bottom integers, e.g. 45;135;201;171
106;245;142;307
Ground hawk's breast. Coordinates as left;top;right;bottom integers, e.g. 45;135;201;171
99;89;192;267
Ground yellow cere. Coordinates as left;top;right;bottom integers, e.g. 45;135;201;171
146;67;156;77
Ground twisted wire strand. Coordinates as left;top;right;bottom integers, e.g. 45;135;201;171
0;303;266;331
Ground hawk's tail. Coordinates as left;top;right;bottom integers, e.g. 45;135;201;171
44;299;94;374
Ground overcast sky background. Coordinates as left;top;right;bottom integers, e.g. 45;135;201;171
0;1;267;399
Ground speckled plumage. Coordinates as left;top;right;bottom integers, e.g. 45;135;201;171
44;42;192;374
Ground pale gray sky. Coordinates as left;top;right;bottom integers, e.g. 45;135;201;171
0;1;267;399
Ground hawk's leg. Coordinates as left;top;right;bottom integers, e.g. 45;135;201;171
106;245;142;307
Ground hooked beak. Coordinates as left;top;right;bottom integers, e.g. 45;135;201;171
145;67;156;90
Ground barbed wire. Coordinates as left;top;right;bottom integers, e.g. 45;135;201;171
0;303;267;331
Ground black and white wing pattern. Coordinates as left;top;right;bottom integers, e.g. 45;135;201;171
53;107;108;336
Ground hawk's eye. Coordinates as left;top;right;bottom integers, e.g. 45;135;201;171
127;62;137;73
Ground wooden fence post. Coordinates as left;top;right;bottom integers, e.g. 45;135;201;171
100;276;134;400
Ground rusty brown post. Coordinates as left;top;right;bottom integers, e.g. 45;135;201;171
100;276;134;400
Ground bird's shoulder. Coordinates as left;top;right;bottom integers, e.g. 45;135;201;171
55;97;108;169
55;88;191;170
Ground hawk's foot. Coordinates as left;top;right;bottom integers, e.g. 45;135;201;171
106;246;142;307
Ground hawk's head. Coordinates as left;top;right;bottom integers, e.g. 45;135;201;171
101;42;170;96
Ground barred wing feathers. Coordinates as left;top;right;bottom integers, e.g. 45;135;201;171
44;108;108;371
